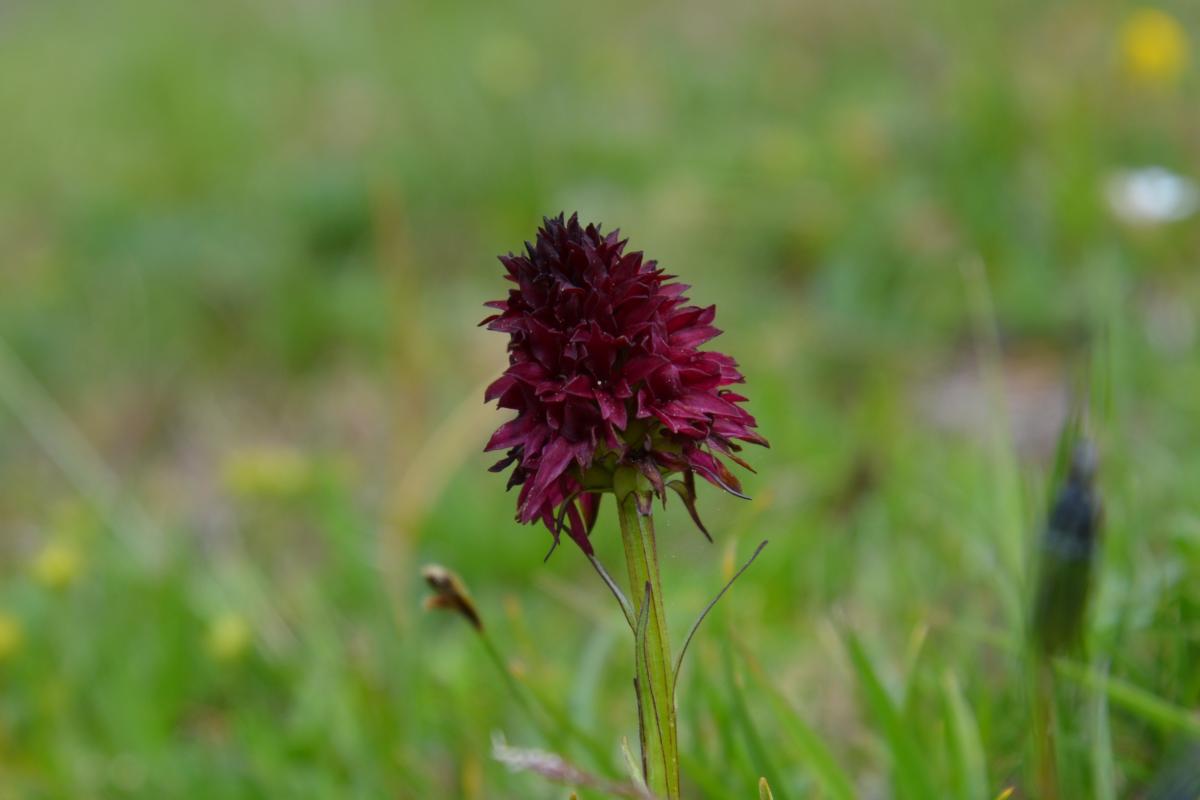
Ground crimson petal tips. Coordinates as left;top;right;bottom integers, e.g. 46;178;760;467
483;213;766;555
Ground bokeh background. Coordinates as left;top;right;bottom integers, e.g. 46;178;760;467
1;0;1198;797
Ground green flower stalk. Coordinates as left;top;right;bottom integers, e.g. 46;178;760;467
1028;439;1103;800
482;214;768;797
1031;441;1103;657
619;487;678;795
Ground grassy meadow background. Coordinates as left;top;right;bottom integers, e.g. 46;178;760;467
1;0;1199;796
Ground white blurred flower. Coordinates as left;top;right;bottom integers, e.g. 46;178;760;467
1105;166;1199;225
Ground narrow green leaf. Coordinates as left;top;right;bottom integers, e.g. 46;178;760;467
633;581;655;785
735;639;856;800
475;627;614;770
759;776;775;800
721;645;790;800
1089;671;1116;800
673;539;768;687
941;671;988;800
844;632;938;800
678;752;737;799
621;737;646;790
766;694;855;800
585;551;636;632
1055;659;1200;735
697;673;759;789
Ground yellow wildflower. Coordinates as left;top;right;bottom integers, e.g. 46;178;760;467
32;541;84;589
0;612;23;662
1122;8;1190;84
221;445;313;499
206;612;252;663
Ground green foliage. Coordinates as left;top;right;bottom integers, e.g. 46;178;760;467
1;0;1199;797
942;671;989;800
843;632;938;799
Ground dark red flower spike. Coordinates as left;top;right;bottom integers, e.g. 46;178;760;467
483;213;766;555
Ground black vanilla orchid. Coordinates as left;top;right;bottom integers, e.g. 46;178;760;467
482;213;767;554
482;213;769;799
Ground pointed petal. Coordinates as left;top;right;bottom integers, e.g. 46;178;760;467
668;472;712;542
518;437;575;521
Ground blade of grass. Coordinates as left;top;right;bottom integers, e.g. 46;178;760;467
1089;664;1116;800
1054;658;1200;735
734;637;855;800
571;625;618;734
721;643;790;800
679;752;739;799
469;622;615;772
961;257;1026;627
0;338;160;565
843;631;937;800
697;662;760;791
941;671;988;800
934;604;1159;793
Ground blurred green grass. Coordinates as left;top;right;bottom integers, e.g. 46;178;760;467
1;0;1199;797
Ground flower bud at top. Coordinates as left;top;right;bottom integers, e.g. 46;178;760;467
422;564;483;631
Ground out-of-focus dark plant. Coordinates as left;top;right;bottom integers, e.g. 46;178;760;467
1029;437;1103;799
1031;440;1103;657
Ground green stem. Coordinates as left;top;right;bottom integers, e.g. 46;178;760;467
618;494;680;799
1032;657;1059;800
